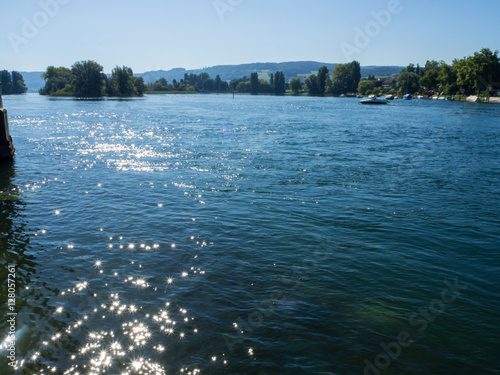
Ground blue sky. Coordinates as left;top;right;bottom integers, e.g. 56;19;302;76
1;0;499;73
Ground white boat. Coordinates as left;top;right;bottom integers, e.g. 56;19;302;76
385;95;394;100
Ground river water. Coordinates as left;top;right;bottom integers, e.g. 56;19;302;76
0;94;499;374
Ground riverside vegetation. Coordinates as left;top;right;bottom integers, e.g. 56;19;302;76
8;48;500;98
359;48;500;97
0;70;28;95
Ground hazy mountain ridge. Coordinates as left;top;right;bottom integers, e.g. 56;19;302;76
17;62;404;92
138;62;404;85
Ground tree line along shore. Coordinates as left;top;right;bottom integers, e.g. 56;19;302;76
1;48;499;100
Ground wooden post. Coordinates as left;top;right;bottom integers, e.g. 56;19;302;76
0;83;15;162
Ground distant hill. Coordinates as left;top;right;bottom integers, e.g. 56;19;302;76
16;71;45;93
138;62;405;84
17;62;405;92
360;65;406;78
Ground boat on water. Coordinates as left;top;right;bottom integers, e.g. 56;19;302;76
403;73;412;100
385;94;394;100
360;97;389;105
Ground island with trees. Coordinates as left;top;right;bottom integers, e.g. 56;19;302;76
39;61;146;97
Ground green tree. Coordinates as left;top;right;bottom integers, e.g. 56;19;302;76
0;71;14;94
424;60;440;71
220;81;229;92
259;80;273;94
438;63;458;94
134;77;147;96
454;48;500;94
250;72;259;94
199;72;210;81
357;80;375;95
406;63;415;73
419;69;440;91
11;72;27;94
214;74;222;91
273;71;285;95
317;66;329;95
229;77;249;92
158;78;168;88
71;60;106;97
395;71;421;94
305;74;319;95
331;61;361;95
179;72;227;93
40;66;73;95
148;78;173;92
107;66;135;97
289;77;302;94
236;81;251;93
51;84;74;97
350;61;361;92
203;79;216;92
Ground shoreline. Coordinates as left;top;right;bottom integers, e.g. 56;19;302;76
8;92;500;103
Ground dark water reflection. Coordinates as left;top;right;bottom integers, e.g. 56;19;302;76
0;164;68;372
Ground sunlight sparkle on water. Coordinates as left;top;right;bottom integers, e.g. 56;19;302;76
15;205;212;374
